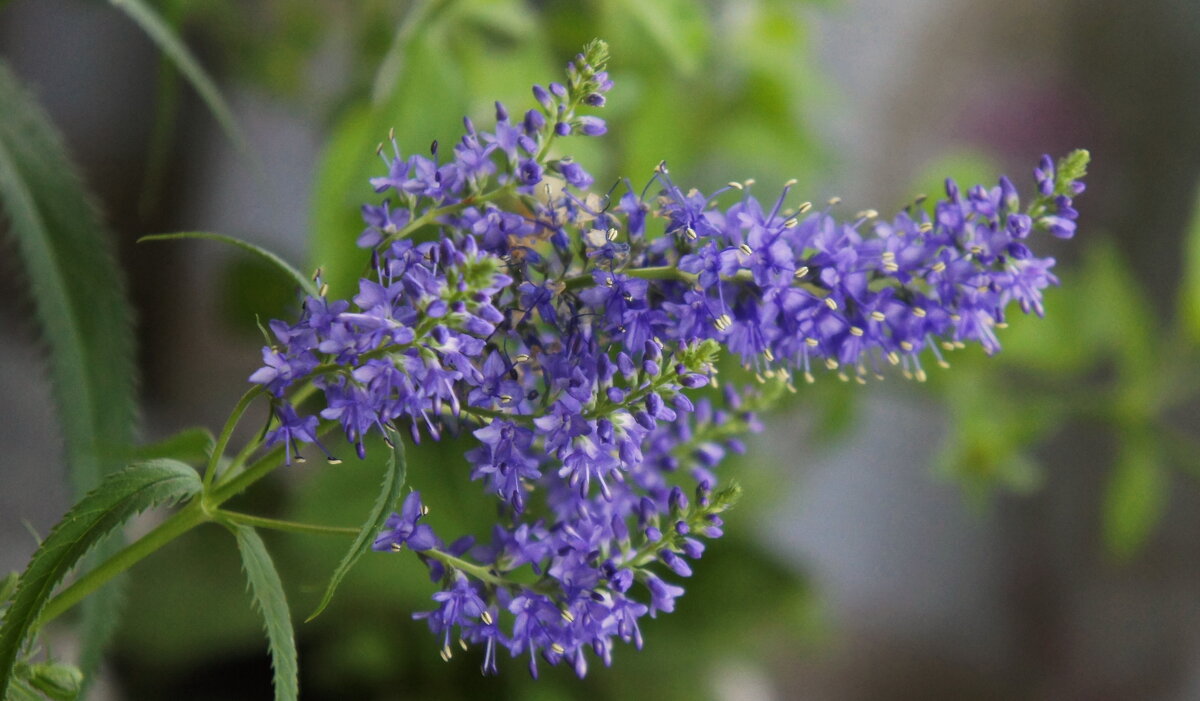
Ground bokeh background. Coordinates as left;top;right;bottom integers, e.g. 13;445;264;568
2;0;1200;699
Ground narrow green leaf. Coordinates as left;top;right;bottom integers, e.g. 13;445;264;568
0;460;202;697
0;573;17;606
108;0;246;152
228;525;299;701
139;232;319;298
1179;185;1200;344
307;428;406;622
0;61;140;685
1104;432;1167;559
130;427;216;465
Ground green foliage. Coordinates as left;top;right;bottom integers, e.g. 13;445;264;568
1103;429;1166;559
15;661;83;701
0;461;202;698
0;61;142;686
1180;184;1200;345
307;428;407;621
228;524;299;701
140;233;319;298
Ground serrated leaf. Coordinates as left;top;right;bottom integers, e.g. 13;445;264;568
0;61;141;687
307;428;406;622
0;460;202;697
1104;433;1166;559
139;233;318;298
228;525;298;701
108;0;246;153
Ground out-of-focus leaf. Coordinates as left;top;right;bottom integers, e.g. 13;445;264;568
1179;184;1200;344
0;461;202;698
228;524;298;701
140;232;318;298
109;0;246;152
1104;431;1166;559
0;62;141;684
307;428;406;621
609;0;709;76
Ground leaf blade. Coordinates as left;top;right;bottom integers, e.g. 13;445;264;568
306;428;406;621
0;460;203;697
0;61;141;684
229;525;299;701
140;232;318;297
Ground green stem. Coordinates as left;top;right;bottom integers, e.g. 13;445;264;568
204;387;264;490
217;510;359;537
37;421;342;630
37;501;208;627
422;549;509;587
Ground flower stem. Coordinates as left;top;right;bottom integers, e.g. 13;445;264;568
216;510;360;537
203;387;264;490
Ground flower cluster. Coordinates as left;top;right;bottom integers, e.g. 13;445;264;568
248;40;1086;676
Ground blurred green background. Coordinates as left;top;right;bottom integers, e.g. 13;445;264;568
2;0;1200;699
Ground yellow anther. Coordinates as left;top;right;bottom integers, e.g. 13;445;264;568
996;322;1009;329
785;218;799;228
797;201;813;214
855;375;867;385
828;196;842;206
481;611;494;625
937;359;950;369
912;307;927;318
459;638;469;651
607;228;619;241
881;251;896;261
886;351;900;365
824;297;838;311
656;160;669;174
824;358;839;370
850;326;864;337
390;543;403;552
728;181;744;190
739;243;753;255
856;209;878;219
295;456;307;464
561;609;575;622
763;348;775;362
515;353;531;363
685;227;698;240
440;645;453;662
795;266;809;278
551;643;566;655
919;222;933;233
420;504;431;516
784;178;798;187
805;337;819;347
319;282;329;297
969;245;984;255
900;340;914;351
837;372;849;382
931;262;946;273
744;179;756;187
388;127;395;140
804;371;816;384
915;369;928;382
883;262;899;272
327;457;343;465
870;311;886;321
604;276;614;287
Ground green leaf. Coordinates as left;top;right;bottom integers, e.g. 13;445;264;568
307;428;406;622
1179;184;1200;345
108;0;246;153
0;460;202;698
610;0;710;76
1104;432;1167;559
130;427;216;465
139;232;319;298
0;61;141;685
0;573;17;606
228;525;299;701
